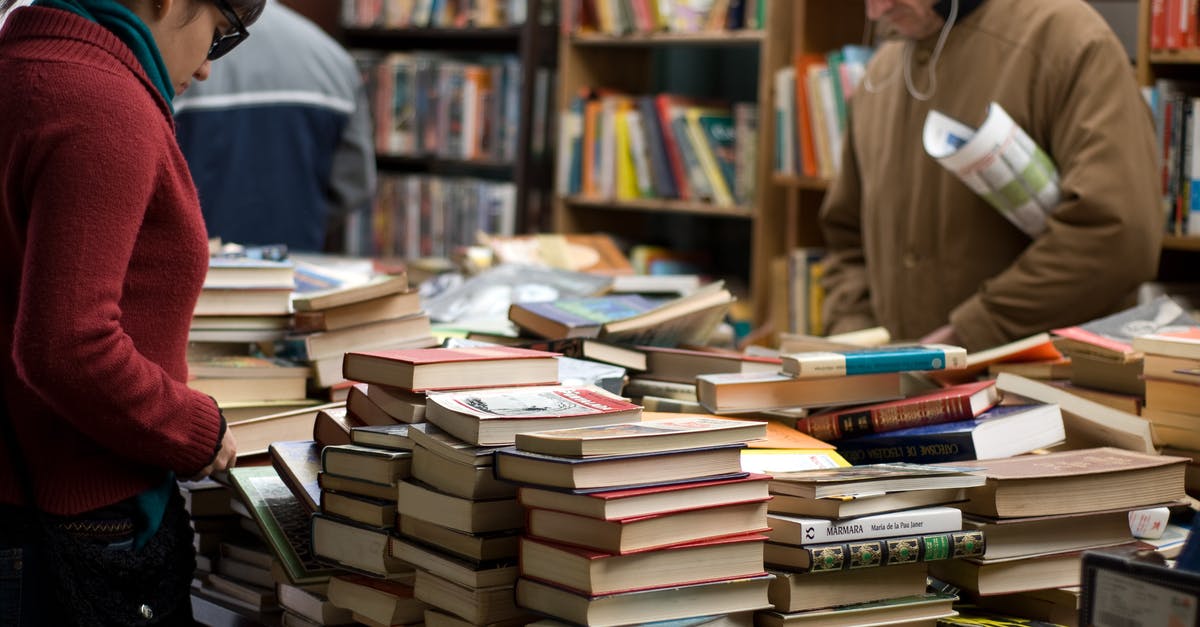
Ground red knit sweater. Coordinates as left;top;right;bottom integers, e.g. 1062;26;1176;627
0;8;222;515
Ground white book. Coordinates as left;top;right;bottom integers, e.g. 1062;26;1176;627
765;506;962;546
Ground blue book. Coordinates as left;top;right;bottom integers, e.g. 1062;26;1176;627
781;344;968;379
835;404;1066;465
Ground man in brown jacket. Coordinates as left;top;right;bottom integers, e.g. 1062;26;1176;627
819;0;1163;351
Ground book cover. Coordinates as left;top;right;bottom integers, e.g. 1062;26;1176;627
227;466;341;586
268;440;322;514
832;403;1066;465
794;379;999;441
1052;295;1200;361
513;415;766;457
764;529;985;573
291;274;409;311
516;473;770;520
781;344;968;378
768;462;986;499
350;345;559;366
427;384;640;422
494;443;747;489
766;506;964;546
508;294;662;339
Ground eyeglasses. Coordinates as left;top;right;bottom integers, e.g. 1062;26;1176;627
207;0;248;61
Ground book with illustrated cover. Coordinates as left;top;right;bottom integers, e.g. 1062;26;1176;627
780;344;967;379
226;466;340;586
763;528;985;573
508;294;663;339
291;272;409;312
1052;295;1200;363
425;384;642;446
513;415;767;457
794;379;999;441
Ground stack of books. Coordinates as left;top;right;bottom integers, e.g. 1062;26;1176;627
759;463;986;624
794;379;1067;465
282;273;438;392
1133;329;1200;494
625;346;781;415
495;415;777;626
696;344;968;415
1049;296;1200;414
927;448;1189;619
394;382;646;625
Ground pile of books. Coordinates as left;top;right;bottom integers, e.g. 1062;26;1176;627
1133;328;1200;494
927;448;1188;616
495;415;776;626
758;463;986;625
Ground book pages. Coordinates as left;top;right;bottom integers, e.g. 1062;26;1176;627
923;102;1060;237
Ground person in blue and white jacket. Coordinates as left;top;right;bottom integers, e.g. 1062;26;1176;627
175;0;375;253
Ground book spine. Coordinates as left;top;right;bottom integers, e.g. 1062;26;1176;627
783;346;967;378
789;507;963;545
785;529;985;573
833;430;978;465
797;394;973;440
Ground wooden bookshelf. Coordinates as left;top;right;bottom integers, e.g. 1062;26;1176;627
552;1;865;325
340;0;558;234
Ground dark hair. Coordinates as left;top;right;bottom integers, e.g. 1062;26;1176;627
0;0;266;26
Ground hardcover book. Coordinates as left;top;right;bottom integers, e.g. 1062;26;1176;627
310;513;413;579
696;371;904;414
832;403;1066;465
516;473;771;521
513;415;767;457
763;528;985;573
765;506;964;546
766;563;930;613
640;345;780;383
995;372;1155;452
424;384;642;446
945;447;1189;518
755;592;957;627
320;444;412;486
526;500;771;554
765;486;967;521
768;463;986;499
494;443;746;490
780;344;968;379
341;345;561;392
268;440;322;514
1052;295;1200;363
793;379;999;441
291;273;410;312
514;574;774;627
518;533;768;596
407;422;508;467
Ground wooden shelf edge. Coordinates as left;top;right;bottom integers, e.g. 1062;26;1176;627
771;173;830;190
343;26;523;38
1148;50;1200;64
569;30;765;47
1163;235;1200;251
561;196;755;218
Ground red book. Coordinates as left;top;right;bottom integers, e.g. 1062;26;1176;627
793;53;825;178
794;380;1000;441
341;346;560;392
518;533;769;596
517;473;771;520
1152;0;1167;50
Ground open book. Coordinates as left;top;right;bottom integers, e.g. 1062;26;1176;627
923;102;1060;237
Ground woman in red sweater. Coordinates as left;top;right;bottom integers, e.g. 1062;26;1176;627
0;0;264;623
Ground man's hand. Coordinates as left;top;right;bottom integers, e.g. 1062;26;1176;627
191;428;237;480
920;323;961;346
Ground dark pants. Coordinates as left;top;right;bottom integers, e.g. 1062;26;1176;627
0;495;198;626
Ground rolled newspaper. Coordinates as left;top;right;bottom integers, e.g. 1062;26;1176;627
923;102;1060;237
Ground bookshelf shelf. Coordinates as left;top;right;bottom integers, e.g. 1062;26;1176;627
375;154;515;176
772;174;830;191
562;196;754;218
569;30;765;47
1162;235;1200;251
343;26;523;51
1148;50;1200;65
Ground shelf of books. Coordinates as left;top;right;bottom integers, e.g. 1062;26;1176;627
341;0;558;257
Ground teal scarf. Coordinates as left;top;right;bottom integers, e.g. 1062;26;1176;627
33;0;175;111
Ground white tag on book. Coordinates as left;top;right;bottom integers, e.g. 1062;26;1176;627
923;102;1061;238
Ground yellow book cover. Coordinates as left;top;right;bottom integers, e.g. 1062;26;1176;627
614;101;640;200
684;107;734;205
